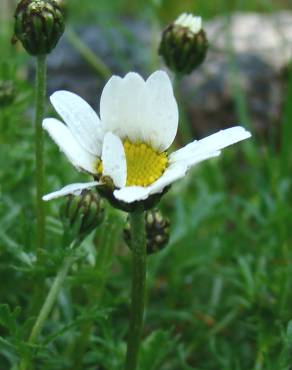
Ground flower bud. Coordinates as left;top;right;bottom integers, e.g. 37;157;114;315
61;190;105;244
124;209;170;255
0;81;15;107
159;13;208;75
14;0;65;55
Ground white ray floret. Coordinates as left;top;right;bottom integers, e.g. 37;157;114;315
101;132;127;188
50;90;104;156
42;70;251;204
43;182;100;201
174;13;202;34
100;71;178;152
43;118;98;174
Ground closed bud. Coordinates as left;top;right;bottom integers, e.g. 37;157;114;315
14;0;65;55
159;13;208;75
61;190;105;244
124;209;170;255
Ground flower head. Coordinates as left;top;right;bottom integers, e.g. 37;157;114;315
124;208;170;254
60;189;105;243
43;70;251;211
14;0;65;55
159;13;208;74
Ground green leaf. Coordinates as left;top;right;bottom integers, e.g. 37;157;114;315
0;304;21;334
140;330;177;370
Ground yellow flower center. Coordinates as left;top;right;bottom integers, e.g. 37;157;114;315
96;140;168;187
124;140;168;187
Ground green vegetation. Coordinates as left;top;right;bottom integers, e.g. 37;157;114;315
0;0;292;369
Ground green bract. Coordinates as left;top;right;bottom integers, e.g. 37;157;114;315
14;0;65;55
61;190;105;243
124;208;170;254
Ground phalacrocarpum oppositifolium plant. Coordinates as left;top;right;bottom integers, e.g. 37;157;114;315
42;71;250;206
12;3;252;369
18;191;105;370
13;0;66;260
42;69;251;370
159;13;209;74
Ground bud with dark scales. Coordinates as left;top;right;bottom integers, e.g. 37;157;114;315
61;190;105;244
159;13;208;75
124;209;170;255
14;0;65;55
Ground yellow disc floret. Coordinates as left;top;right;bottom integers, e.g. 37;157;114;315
123;140;168;187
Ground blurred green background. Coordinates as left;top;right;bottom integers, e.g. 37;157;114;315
1;0;292;369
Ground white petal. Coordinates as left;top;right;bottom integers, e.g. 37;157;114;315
175;13;187;25
100;75;123;136
50;91;103;156
113;186;150;203
100;71;178;152
146;162;188;195
101;132;127;188
178;151;221;168
141;71;178;152
170;126;251;163
118;73;145;142
114;162;187;203
100;73;146;141
43;118;98;173
43;181;99;201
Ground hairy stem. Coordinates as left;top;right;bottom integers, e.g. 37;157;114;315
19;255;75;370
124;209;147;370
35;54;47;259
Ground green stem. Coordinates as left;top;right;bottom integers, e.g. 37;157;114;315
19;255;75;370
66;28;111;80
35;54;47;259
124;209;147;370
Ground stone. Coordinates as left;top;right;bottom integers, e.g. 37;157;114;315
181;11;292;137
46;12;292;138
46;20;152;108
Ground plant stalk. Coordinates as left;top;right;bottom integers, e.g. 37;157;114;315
19;255;75;370
35;54;47;259
124;208;147;370
66;28;111;80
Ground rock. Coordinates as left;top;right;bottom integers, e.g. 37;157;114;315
46;19;152;108
207;11;292;69
181;11;292;137
46;12;292;139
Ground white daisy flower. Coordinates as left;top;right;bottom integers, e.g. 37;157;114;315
43;70;251;205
